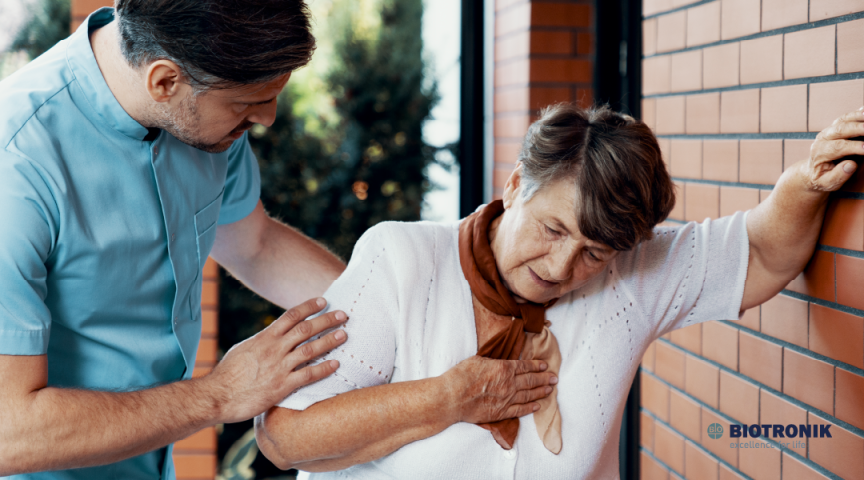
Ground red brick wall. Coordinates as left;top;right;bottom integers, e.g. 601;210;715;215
71;5;220;478
641;1;864;479
492;0;595;198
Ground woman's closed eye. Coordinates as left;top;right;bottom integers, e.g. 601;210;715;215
544;224;561;237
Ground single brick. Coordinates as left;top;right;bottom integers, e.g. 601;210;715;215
671;139;703;179
740;35;783;85
202;257;219;279
494;115;531;139
670;323;702;355
684;183;719;222
643;98;657;131
494;142;520;165
687;1;721;47
739;331;782;391
172;453;217;479
720;186;759;217
655;341;687;389
762;0;809;31
685;441;719;480
670;179;685;221
836;254;864;311
784;139;813;171
655;422;686;474
685;355;720;408
201;280;219;308
703;140;738;182
720;89;760;133
174;427;217;452
809;303;864;369
703;43;740;89
644;56;672;95
760;389;808;457
641;451;671;480
719;463;746;480
739;140;783;185
530;59;592;83
738;445;781;480
671;51;703;92
495;31;529;62
783;349;834;415
658;10;688;53
494;58;530;87
738;306;760;332
527;87;572;110
195;337;219;364
201;309;218;336
808;411;864;479
760;85;808;133
719;371;760;425
495;3;531;37
670;389;702;441
819;199;864;251
642;411;656;450
784;26;836;80
701;321;739;370
809;79;864;132
657;96;687;134
782;453;831;480
644;340;658;371
760;294;809;348
645;18;659;56
530;3;591;28
686;93;720;134
836;368;864;431
643;371;671;421
721;0;761;40
786;250;836;302
837;18;864;74
810;0;864;21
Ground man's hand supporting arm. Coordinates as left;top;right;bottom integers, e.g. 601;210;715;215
210;201;346;309
256;356;557;472
0;299;348;475
741;109;862;311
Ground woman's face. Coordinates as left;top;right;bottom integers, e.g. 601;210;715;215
490;167;619;304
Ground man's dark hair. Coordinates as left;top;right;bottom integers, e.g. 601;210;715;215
518;103;676;251
114;0;316;89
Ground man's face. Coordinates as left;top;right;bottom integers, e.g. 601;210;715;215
154;73;291;153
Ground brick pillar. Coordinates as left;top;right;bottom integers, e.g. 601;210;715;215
69;4;221;477
640;1;864;479
491;0;594;199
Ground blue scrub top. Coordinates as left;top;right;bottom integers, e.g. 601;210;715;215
0;8;261;479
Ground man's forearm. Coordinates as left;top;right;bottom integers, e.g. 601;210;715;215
0;377;220;475
256;377;457;472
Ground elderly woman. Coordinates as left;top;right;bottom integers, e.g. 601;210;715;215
255;104;860;478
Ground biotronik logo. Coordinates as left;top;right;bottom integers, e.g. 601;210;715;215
706;423;832;450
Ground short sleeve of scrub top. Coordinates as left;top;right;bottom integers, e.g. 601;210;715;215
0;152;57;355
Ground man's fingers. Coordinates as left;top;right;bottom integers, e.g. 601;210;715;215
282;310;348;351
285;328;348;368
284;359;340;394
819;117;864;141
270;297;328;336
510;359;548;375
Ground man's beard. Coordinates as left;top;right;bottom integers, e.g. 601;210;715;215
154;94;248;154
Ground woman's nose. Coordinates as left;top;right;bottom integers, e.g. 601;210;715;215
546;247;578;281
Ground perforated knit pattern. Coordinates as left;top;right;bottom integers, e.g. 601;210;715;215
286;212;749;480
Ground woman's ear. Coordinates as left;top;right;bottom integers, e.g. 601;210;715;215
502;164;523;209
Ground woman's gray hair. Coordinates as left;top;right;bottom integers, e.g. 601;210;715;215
516;103;675;251
114;0;316;90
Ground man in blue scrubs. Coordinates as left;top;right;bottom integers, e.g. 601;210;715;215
0;3;350;479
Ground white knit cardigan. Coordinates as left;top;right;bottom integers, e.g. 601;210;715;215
280;211;749;480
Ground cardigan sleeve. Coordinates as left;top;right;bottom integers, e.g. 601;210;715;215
615;211;750;337
276;223;402;411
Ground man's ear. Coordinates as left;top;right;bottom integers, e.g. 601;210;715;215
502;163;523;209
144;60;188;103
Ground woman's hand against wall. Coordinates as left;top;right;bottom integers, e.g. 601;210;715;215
441;356;557;425
803;108;862;191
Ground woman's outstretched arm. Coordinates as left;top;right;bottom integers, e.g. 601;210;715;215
741;108;862;311
255;356;555;472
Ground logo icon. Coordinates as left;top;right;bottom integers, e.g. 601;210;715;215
707;423;724;439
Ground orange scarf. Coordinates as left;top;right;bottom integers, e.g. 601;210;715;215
458;200;563;454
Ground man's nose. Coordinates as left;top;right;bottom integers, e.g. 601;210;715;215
247;100;278;127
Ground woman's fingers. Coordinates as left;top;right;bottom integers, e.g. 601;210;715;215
504;402;542;419
269;297;328;336
511;359;548;375
512;385;554;405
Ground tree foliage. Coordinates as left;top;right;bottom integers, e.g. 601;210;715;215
10;0;70;59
